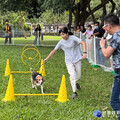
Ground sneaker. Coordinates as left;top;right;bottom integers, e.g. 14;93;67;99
76;83;81;90
72;92;78;99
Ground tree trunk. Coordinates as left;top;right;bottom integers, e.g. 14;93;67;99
101;3;107;26
88;3;96;24
79;15;87;26
74;11;80;29
73;0;110;28
68;9;72;31
109;0;116;13
20;12;27;39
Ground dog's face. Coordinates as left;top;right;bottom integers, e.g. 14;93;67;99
36;75;43;85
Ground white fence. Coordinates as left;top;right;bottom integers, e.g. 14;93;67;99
74;32;113;72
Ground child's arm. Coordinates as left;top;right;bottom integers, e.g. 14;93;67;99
80;40;87;59
43;49;56;63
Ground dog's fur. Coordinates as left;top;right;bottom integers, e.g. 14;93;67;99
30;68;45;94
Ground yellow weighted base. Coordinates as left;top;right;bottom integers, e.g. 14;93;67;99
14;94;58;96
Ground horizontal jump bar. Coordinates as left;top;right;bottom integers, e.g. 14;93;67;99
14;94;58;96
11;71;39;73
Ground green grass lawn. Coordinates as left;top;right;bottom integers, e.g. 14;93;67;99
0;35;61;45
0;38;117;120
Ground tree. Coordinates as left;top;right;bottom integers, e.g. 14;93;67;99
72;0;116;27
0;0;117;31
40;0;116;29
0;0;45;38
40;0;74;30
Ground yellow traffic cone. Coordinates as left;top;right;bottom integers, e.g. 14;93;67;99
4;59;11;76
2;74;15;102
55;75;69;103
39;59;45;76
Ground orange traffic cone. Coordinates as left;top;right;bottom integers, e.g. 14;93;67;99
39;59;45;76
2;74;15;102
55;75;69;103
4;59;11;76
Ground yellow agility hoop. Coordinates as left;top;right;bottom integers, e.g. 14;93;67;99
22;48;39;60
22;44;38;52
21;44;41;66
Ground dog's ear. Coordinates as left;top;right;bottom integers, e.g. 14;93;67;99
42;77;45;82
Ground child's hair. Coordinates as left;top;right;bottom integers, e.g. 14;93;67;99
59;27;73;35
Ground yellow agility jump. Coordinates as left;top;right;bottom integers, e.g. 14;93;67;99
4;59;45;76
2;74;69;103
4;44;45;76
21;44;41;66
14;94;59;96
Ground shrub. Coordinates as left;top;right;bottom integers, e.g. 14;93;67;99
24;24;32;31
0;23;4;30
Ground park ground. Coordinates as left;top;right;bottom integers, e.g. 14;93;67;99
0;36;118;120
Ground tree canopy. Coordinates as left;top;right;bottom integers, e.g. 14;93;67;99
0;0;45;18
40;0;116;29
0;0;118;30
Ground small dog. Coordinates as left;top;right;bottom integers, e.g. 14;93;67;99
30;68;45;94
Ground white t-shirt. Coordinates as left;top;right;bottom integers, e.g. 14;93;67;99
54;35;82;63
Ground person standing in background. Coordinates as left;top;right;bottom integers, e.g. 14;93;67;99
80;25;86;33
33;24;41;45
83;25;93;59
89;22;105;65
117;10;120;23
4;21;12;44
76;25;80;32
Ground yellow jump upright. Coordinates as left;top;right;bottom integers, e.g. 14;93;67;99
4;59;11;76
39;59;45;76
55;75;69;103
2;74;15;102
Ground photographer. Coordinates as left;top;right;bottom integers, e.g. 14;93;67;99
100;13;120;120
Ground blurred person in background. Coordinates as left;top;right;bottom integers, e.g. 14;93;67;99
116;10;120;23
33;24;41;45
76;25;80;32
89;22;105;65
4;21;12;44
80;25;86;33
83;25;93;60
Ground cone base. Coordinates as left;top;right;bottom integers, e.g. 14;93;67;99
55;98;69;103
4;74;10;77
2;98;15;102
